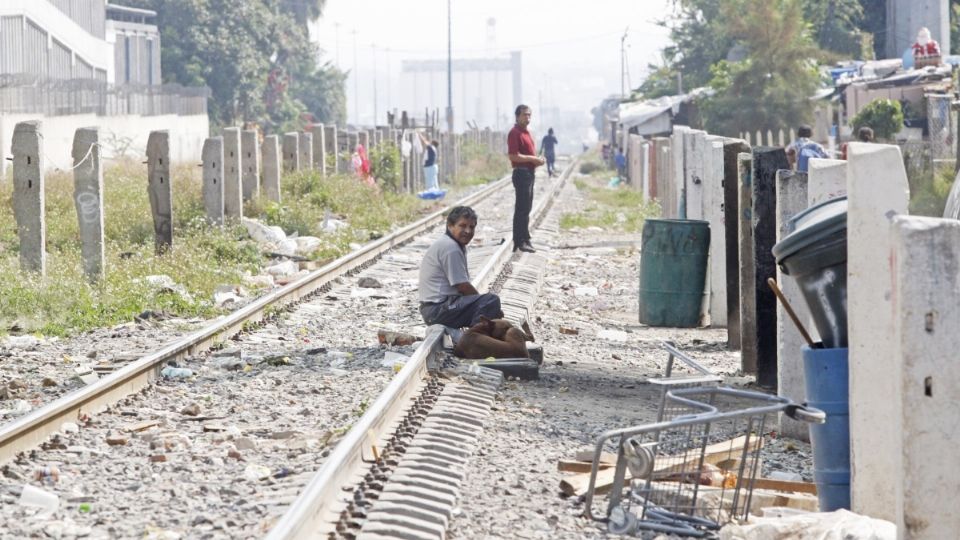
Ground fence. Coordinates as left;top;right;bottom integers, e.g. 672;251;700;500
0;74;209;117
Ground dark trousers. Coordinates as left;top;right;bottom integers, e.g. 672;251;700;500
512;167;535;245
419;293;503;329
546;154;556;177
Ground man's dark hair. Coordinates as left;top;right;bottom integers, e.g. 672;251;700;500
514;104;530;117
548;127;554;135
431;139;440;147
857;126;874;142
446;206;477;225
797;125;813;138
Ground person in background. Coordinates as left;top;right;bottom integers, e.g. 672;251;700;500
540;128;559;178
418;206;503;328
351;144;374;187
614;146;627;180
840;126;874;160
507;104;544;254
786;125;828;172
418;131;440;191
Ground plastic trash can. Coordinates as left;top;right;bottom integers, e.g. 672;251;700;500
638;219;710;328
772;197;848;347
802;344;850;511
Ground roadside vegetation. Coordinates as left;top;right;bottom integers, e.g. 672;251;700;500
0;145;508;337
560;150;660;233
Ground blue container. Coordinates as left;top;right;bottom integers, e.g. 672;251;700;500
802;345;850;511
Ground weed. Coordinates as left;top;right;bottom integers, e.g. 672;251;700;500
561;175;660;233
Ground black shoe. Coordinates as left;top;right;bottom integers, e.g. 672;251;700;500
518;242;536;253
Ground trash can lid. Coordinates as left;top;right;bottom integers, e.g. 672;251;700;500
772;196;847;264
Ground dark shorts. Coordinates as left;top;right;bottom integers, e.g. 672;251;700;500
419;293;503;329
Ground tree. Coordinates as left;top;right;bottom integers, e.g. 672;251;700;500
123;0;344;131
700;0;822;136
801;0;866;58
850;98;903;140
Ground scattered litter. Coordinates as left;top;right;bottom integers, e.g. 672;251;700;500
243;464;272;481
265;260;299;278
417;189;447;200
377;330;419;346
213;285;247;308
242;274;275;288
559;327;580;335
382;351;410;369
597;329;628;342
33;466;60;485
719;508;895;540
767;471;803;482
60;422;79;434
160;366;194;379
574;286;599;297
242;218;297;256
18;484;60;514
294;236;323;255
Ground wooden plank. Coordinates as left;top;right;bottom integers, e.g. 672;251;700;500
557;460;613;473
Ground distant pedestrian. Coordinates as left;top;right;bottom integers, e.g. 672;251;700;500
786;125;828;172
352;144;374;187
614;146;627;179
540;128;559;178
840;126;874;160
507;104;545;254
418;131;440;191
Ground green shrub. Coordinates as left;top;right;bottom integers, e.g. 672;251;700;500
369;142;402;192
851;99;904;140
580;161;604;175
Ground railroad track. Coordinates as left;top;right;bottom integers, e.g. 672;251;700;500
0;158;577;538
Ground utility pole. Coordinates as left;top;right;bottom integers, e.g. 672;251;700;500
446;0;454;133
620;27;629;99
352;29;359;125
386;47;391;115
373;43;378;126
334;22;340;68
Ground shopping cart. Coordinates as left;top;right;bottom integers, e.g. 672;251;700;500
583;386;824;537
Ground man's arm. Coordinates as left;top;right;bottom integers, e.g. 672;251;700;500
508;131;545;166
454;282;480;296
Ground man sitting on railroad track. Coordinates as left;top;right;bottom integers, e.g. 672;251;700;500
418;205;504;328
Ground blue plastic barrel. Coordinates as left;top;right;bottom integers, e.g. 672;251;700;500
802;345;850;511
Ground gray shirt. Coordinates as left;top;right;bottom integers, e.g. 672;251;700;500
418;233;470;303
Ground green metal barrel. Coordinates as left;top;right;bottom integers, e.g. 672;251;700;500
638;219;710;327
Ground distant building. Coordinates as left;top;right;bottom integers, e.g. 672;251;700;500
0;0;161;85
0;1;209;176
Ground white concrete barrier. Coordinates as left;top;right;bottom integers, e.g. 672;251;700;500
705;137;727;327
891;215;960;539
846;142;909;523
808;158;847;206
669;126;690;218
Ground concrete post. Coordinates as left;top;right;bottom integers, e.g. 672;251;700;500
807;158;847;205
324;124;338;174
201;137;225;226
72;127;105;281
338;129;351;173
283;132;300;173
12;121;45;274
652;138;671;207
298;131;313;171
627;134;642;188
310;124;326;176
223;127;242;219
669;126;690;218
891;215;960;538
241;130;260;201
262;135;281;203
744;147;787;389
358;131;369;150
146;131;172;254
705;137;727;327
737;152;755;363
724;140;750;350
847;142;909;523
774;170;812;441
683;130;706;220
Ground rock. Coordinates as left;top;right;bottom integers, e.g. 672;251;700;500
106;434;129;446
243;464;271;481
358;277;383;288
559;327;579;335
60;422;79;434
265;260;299;277
213;285;246;308
149;454;167;463
7;378;27;390
242;218;297;256
269;430;300;440
294;236;323;255
377;330;419;346
41;377;58;387
242;274;275;288
140;275;194;302
180;403;201;416
234;437;257;451
227;448;243;460
212;347;243;359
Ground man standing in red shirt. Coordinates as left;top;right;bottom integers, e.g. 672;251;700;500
507;104;545;253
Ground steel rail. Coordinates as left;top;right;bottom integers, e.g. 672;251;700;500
266;155;582;539
0;175;514;465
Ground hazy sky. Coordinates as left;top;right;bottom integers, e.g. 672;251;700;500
311;0;674;128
